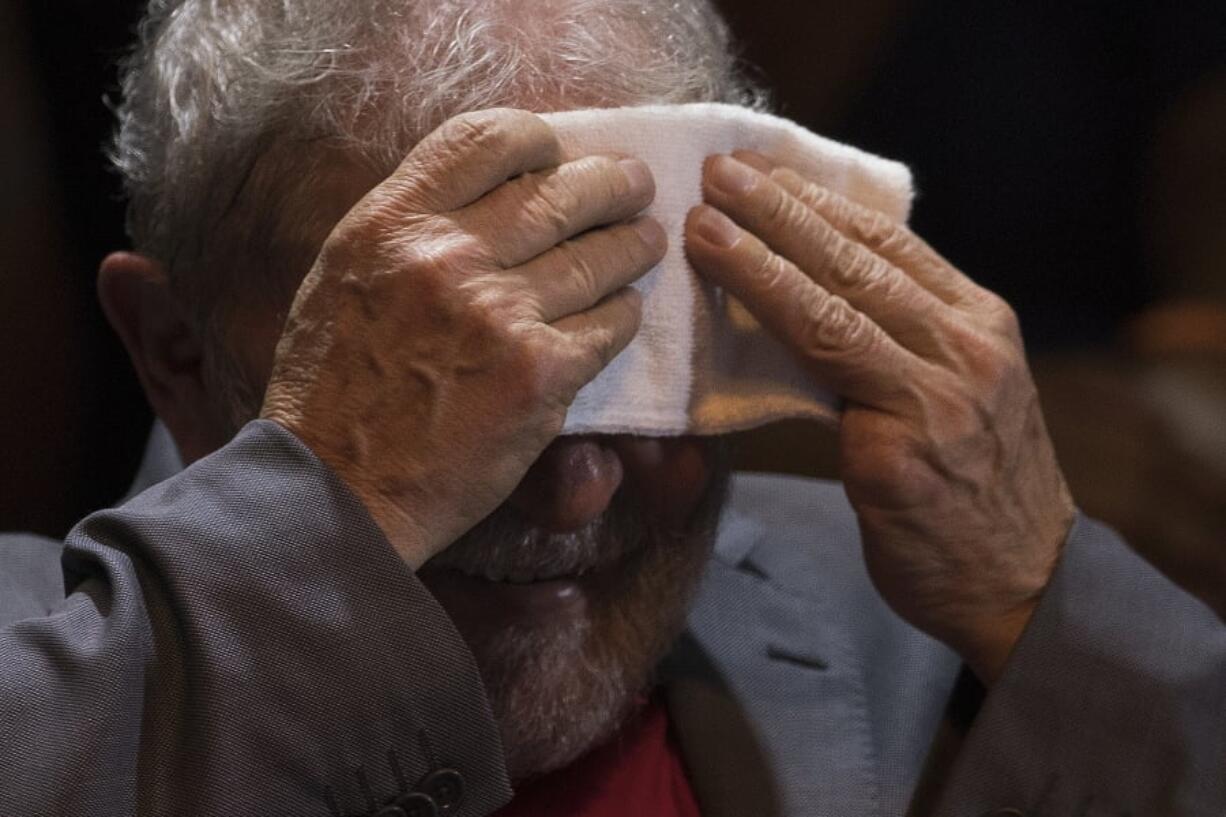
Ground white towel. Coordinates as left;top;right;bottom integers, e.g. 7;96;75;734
540;103;914;436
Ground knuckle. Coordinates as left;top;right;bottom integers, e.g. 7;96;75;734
457;273;516;317
799;291;869;356
347;174;438;236
828;237;880;288
505;337;558;404
555;240;603;304
762;185;796;227
592;319;629;368
438;110;509;157
868;261;913;306
567;342;611;396
315;221;365;273
848;441;922;499
526;174;581;236
774;168;821;206
856;209;901;251
396;229;484;276
590;297;639;364
440;108;539;155
321;213;405;277
581;331;615;372
984;293;1022;338
945;325;1019;398
840;423;939;510
327;199;391;250
748;246;789;291
433;109;557;168
821;190;855;227
799;180;832;211
974;345;1019;392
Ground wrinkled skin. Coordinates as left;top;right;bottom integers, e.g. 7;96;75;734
261;108;669;569
685;151;1077;683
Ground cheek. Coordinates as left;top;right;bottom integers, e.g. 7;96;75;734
612;437;716;529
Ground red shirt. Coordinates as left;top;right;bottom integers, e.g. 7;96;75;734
492;693;701;817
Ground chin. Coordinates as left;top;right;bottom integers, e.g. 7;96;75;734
489;536;714;781
478;615;639;781
421;477;729;780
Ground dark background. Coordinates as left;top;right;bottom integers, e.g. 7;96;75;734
2;0;1224;609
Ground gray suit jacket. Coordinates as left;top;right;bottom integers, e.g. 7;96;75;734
1;421;1223;816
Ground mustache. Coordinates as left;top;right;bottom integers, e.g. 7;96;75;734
424;486;650;582
426;453;733;583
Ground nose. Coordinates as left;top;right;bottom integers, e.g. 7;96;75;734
507;436;624;532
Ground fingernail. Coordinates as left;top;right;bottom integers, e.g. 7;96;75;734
709;155;758;196
632;217;668;254
692;205;741;249
619;158;654;197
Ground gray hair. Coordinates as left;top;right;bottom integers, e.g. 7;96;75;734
110;0;764;331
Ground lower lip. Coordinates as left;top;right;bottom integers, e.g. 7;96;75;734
424;564;590;620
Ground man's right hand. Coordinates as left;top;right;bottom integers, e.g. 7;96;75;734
260;108;664;569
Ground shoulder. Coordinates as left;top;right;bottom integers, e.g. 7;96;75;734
0;532;65;625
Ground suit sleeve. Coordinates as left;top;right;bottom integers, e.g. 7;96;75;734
0;420;513;817
933;513;1226;816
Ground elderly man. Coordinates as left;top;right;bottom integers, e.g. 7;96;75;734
1;0;1223;815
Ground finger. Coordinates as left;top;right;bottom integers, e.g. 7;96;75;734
549;287;644;395
377;108;562;215
731;149;982;308
729;149;774;174
685;203;929;409
462;154;656;268
702;155;955;352
507;217;666;323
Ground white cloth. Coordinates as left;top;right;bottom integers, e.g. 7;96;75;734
541;103;914;436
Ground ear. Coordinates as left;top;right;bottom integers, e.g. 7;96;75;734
97;252;226;464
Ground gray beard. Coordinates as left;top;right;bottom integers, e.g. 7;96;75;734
428;450;730;782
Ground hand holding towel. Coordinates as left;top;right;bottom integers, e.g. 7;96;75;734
539;103;915;436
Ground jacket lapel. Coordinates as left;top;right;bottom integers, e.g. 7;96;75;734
659;553;883;817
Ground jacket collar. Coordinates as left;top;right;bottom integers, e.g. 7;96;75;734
658;500;882;817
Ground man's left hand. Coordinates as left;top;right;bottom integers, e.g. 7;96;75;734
684;152;1077;685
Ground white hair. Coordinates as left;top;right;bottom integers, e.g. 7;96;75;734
110;0;764;325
